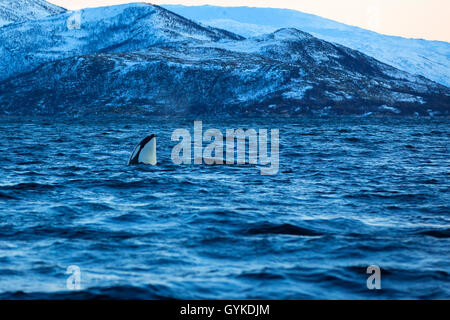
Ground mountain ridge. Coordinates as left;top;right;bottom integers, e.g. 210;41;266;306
0;0;65;27
0;3;243;82
0;3;448;116
162;5;450;87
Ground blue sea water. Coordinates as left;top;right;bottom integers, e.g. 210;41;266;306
0;116;449;299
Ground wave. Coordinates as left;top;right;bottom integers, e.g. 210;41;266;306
0;182;59;191
0;192;17;200
0;284;174;300
244;223;322;237
419;229;450;239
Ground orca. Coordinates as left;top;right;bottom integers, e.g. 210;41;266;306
127;134;157;165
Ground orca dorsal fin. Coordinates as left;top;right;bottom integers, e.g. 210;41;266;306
127;134;157;165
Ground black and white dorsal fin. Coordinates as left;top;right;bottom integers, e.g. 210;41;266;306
127;134;157;165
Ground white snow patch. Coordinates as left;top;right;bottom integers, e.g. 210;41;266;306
283;85;313;99
378;105;400;114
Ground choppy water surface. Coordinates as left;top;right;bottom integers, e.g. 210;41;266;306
0;116;449;299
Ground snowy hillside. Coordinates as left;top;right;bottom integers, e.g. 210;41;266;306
0;4;448;117
0;3;242;81
163;5;450;87
0;0;65;27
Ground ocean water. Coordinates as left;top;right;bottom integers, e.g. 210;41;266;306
0;116;449;300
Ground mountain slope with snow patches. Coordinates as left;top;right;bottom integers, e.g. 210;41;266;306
0;3;242;82
162;5;450;87
0;3;448;116
0;0;65;27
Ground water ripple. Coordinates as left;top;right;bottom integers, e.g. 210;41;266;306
0;116;449;299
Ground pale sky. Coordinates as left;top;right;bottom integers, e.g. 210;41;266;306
48;0;450;42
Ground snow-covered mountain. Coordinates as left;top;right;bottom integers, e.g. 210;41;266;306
162;5;450;87
0;0;65;27
1;4;448;117
0;3;242;82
